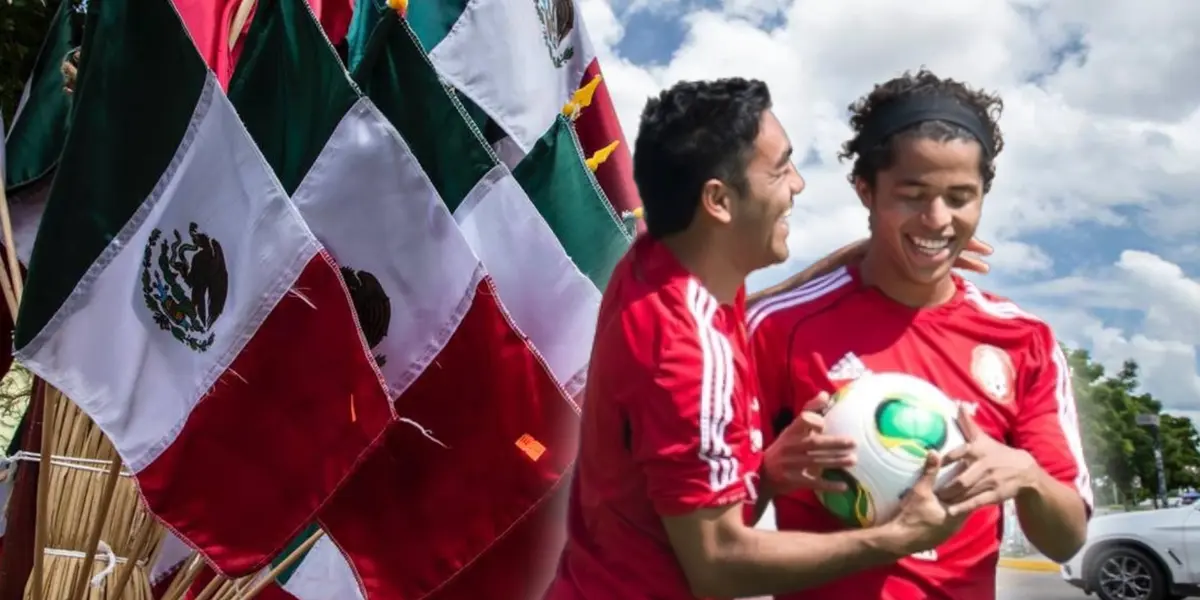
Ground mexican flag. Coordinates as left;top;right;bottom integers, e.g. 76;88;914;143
511;112;632;291
312;9;607;598
345;0;639;215
219;0;579;595
3;0;74;265
12;0;393;577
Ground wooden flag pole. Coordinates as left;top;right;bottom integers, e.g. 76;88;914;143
193;573;229;600
236;528;325;600
106;517;159;598
28;388;55;600
161;553;206;600
0;157;24;300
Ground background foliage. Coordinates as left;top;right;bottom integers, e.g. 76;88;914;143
1070;349;1200;506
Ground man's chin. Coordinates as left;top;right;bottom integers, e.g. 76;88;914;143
768;247;790;269
900;253;955;285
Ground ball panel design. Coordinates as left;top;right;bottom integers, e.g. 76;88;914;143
815;372;966;529
817;469;875;528
873;393;950;461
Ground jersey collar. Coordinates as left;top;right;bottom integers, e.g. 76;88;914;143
633;234;746;311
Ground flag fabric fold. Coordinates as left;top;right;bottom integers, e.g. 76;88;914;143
306;11;588;598
12;0;393;576
3;0;74;265
420;0;639;213
353;13;603;396
343;0;639;213
511;113;630;290
223;0;575;595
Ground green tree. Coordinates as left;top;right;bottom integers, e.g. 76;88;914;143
1069;350;1200;507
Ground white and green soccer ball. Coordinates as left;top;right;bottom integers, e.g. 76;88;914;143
817;372;966;528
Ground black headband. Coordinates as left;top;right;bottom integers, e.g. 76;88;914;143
854;95;994;157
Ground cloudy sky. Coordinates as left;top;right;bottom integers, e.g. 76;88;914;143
579;0;1200;421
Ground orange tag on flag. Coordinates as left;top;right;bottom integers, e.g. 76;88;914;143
515;434;546;462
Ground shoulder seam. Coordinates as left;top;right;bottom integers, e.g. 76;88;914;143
747;266;853;335
961;281;1047;328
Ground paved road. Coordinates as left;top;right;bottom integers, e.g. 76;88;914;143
998;568;1085;600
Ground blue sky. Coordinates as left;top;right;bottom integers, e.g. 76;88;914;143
580;0;1200;416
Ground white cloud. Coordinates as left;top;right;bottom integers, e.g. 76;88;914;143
580;0;1200;410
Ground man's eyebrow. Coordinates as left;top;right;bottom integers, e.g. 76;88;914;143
775;147;794;169
897;178;980;193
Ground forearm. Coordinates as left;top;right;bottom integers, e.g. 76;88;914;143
701;525;901;598
1016;468;1089;562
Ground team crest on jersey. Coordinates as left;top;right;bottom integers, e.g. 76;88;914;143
971;344;1014;404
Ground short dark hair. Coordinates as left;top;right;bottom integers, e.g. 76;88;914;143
633;78;773;238
838;68;1005;193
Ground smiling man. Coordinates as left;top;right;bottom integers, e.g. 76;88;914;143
748;69;1093;600
544;77;974;600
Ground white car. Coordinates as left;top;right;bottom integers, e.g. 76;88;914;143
1061;505;1200;600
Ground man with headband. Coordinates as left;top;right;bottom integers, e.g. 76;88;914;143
748;69;1092;600
545;77;986;600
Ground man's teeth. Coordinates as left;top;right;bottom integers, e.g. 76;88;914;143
909;236;951;255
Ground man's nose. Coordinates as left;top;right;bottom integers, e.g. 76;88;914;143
789;167;806;196
921;197;953;230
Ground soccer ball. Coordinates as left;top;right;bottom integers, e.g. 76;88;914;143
816;372;966;528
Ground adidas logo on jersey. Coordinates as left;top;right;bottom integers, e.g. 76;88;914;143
828;352;870;382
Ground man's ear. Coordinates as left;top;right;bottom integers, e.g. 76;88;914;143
699;178;733;225
853;177;873;211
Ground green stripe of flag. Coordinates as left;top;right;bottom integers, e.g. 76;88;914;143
351;13;493;213
4;0;73;192
346;0;469;71
352;12;630;289
228;0;359;194
512;116;630;289
15;0;208;347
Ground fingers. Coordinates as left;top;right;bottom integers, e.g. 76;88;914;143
808;477;849;493
802;391;832;415
795;410;824;435
954;254;991;275
803;434;856;452
793;451;856;469
942;443;970;465
912;451;942;492
955;238;994;275
935;462;984;504
965;237;994;256
955;406;982;441
947;490;999;517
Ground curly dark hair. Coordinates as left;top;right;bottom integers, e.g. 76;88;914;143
838;68;1005;193
633;78;773;238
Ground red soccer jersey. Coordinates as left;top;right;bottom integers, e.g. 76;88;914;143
544;235;765;600
747;265;1092;600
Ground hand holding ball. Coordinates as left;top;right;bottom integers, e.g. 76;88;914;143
816;372;966;527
